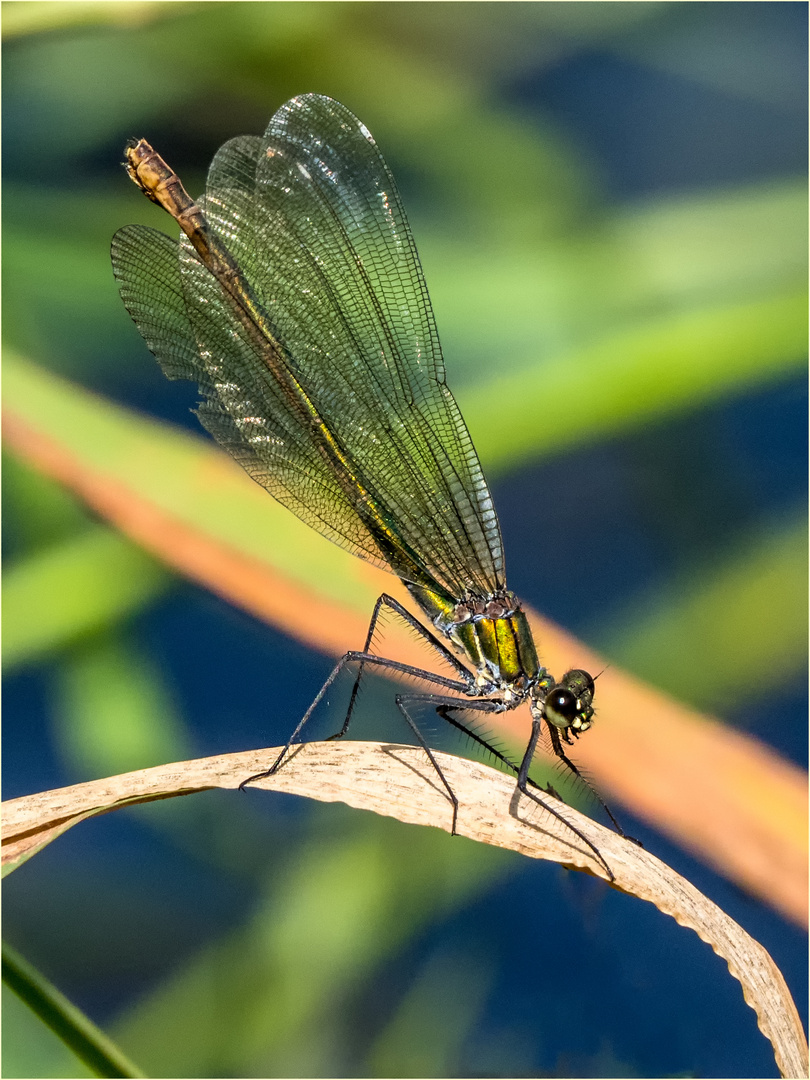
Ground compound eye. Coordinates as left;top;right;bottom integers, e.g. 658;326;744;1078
562;669;595;700
545;687;578;729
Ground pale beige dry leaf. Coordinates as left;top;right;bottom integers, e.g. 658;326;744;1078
2;742;806;1078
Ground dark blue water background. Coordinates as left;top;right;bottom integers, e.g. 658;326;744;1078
3;4;806;1076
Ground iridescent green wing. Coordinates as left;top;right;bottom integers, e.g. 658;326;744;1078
113;95;505;599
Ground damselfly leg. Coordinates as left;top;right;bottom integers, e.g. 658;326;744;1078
330;594;478;742
241;593;620;875
238;596;476;813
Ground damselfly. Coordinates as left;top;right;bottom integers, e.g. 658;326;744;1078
111;94;629;875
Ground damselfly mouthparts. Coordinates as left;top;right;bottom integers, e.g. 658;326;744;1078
111;94;629;876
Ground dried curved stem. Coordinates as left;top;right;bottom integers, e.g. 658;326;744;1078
2;741;807;1079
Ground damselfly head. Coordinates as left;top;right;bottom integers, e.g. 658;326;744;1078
539;668;595;735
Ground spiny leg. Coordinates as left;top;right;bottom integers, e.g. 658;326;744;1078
437;702;614;880
239;646;473;790
330;593;477;742
394;694;461;835
388;691;575;839
437;705;562;801
436;702;521;774
545;722;640;845
239;651;349;790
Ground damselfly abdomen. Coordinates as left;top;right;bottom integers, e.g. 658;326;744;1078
111;95;629;876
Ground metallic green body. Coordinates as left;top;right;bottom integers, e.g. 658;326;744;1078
406;582;540;690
